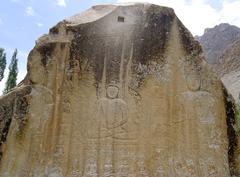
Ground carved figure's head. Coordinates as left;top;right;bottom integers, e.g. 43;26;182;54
186;73;201;91
106;85;119;99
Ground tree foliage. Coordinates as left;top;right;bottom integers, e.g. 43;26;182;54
0;48;7;82
3;49;18;94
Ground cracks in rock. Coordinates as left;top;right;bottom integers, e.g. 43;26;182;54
0;86;32;161
223;87;238;176
37;43;56;67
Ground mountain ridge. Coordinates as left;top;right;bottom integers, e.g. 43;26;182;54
196;23;240;64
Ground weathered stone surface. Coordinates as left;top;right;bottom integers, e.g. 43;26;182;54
222;71;240;102
0;86;31;161
0;3;232;176
196;24;240;175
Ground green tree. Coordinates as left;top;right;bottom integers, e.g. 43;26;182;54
3;49;18;94
0;48;7;82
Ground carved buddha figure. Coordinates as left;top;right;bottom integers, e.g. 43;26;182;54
93;84;128;139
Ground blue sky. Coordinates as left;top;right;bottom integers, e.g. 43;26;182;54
0;0;240;92
0;0;115;92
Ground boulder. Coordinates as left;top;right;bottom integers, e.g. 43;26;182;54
0;3;232;176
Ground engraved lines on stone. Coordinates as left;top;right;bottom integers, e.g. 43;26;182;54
100;47;107;98
25;85;55;175
94;86;129;139
44;46;69;172
99;39;134;100
84;39;138;176
93;40;134;140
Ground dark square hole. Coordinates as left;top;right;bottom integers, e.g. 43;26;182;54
118;16;125;22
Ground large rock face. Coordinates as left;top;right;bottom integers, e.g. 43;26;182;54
0;3;232;177
197;23;240;176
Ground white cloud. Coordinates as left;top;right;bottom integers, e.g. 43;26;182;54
56;0;66;7
219;0;240;27
117;0;240;36
25;6;35;16
36;22;43;27
17;70;27;84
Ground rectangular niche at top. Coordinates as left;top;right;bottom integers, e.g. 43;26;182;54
118;16;125;22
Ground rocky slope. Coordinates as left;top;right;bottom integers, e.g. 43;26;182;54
215;39;240;76
196;23;240;64
0;3;236;176
215;40;240;101
197;23;240;102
